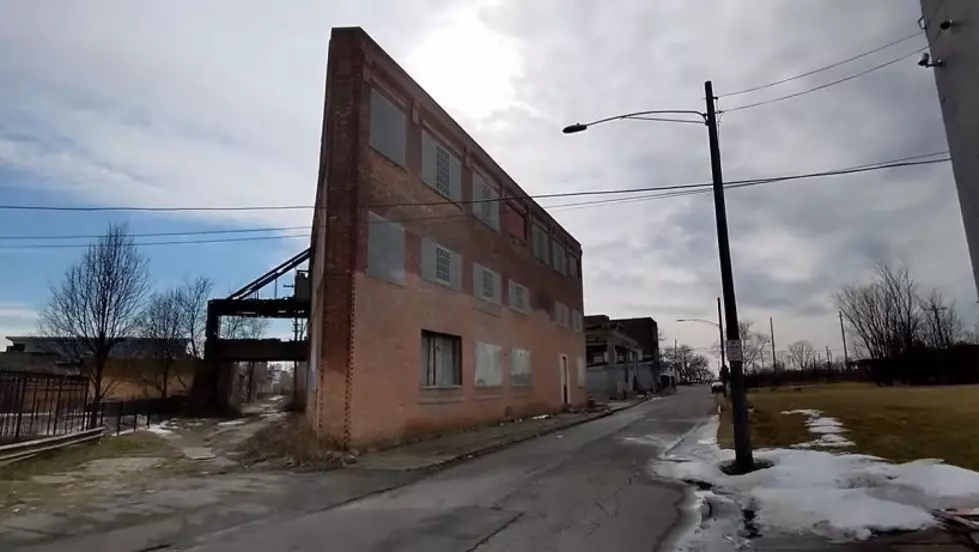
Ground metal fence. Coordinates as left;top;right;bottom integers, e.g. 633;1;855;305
0;370;91;444
1;370;187;444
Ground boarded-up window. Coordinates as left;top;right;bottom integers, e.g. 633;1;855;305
420;330;461;387
571;310;583;332
369;89;406;167
473;263;501;304
531;223;549;263
366;212;405;285
474;341;503;387
421;238;462;290
576;356;586;388
472;174;500;231
421;131;462;201
555;301;569;327
503;201;527;240
508;280;529;313
510;348;531;387
552;241;567;275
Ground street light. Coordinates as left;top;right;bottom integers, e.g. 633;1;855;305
562;83;754;473
676;297;727;369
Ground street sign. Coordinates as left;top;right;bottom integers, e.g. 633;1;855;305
725;340;743;363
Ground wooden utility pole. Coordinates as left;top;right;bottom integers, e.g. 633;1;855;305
838;311;849;369
706;80;753;473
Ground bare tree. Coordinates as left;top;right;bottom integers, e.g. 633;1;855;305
786;340;818;371
137;289;185;398
714;320;770;370
176;276;213;359
38;223;150;426
837;258;924;359
919;290;963;349
221;316;269;339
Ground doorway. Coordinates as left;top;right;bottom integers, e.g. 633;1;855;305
560;355;570;406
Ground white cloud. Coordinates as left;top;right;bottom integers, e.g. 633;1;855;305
0;0;974;359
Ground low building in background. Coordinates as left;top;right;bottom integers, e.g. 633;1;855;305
584;315;662;400
305;27;586;450
3;335;196;400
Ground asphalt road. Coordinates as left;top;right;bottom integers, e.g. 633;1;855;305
183;386;716;552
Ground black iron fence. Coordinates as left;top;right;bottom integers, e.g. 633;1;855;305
1;369;187;444
0;370;91;444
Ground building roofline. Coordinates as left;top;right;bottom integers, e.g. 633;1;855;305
333;26;581;251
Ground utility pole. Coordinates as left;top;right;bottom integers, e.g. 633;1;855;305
769;317;777;374
717;297;726;369
839;311;849;369
706;80;753;473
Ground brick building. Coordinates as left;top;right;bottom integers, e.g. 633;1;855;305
305;27;586;449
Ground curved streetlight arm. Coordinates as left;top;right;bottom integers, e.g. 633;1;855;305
563;110;707;134
676;318;721;329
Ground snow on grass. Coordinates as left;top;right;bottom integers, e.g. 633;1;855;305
783;408;855;449
217;419;247;427
651;444;979;541
145;421;174;436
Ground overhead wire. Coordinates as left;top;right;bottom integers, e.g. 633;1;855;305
0;153;950;249
721;31;923;98
722;46;928;113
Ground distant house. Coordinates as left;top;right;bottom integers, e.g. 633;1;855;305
584;315;663;400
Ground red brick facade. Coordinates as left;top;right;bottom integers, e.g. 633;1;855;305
307;27;586;450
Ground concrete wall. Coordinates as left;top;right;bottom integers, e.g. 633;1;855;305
922;0;979;297
307;27;586;449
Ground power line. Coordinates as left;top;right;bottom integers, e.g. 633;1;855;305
0;233;311;250
0;155;950;249
0;155;950;233
721;31;923;98
722;46;928;113
0;225;310;241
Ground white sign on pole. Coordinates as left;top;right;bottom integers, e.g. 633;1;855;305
725;340;743;363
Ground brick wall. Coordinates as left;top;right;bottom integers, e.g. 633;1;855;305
308;27;587;449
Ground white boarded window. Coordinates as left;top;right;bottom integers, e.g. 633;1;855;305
421;131;462;201
366;212;406;286
369;89;406;167
508;280;529;313
472;174;500;231
510;348;531;387
421;330;461;387
473;263;501;304
555;302;569;327
571;310;583;332
576;356;585;388
532;223;549;263
422;239;462;290
474;342;503;388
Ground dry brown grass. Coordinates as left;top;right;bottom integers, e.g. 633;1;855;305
236;415;346;471
717;383;979;471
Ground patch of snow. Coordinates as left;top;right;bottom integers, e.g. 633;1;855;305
145;421;173;436
783;409;855;448
651;445;979;541
530;414;551;420
217;419;247;427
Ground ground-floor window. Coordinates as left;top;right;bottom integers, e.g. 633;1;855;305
420;330;462;387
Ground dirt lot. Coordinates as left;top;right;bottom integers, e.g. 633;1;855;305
717;383;979;470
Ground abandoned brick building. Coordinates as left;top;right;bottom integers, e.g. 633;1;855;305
305;27;587;449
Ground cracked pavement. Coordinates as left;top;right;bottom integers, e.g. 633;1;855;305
177;387;716;552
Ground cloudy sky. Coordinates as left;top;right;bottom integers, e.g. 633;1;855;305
0;0;971;361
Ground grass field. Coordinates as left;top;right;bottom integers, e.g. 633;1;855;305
717;383;979;471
